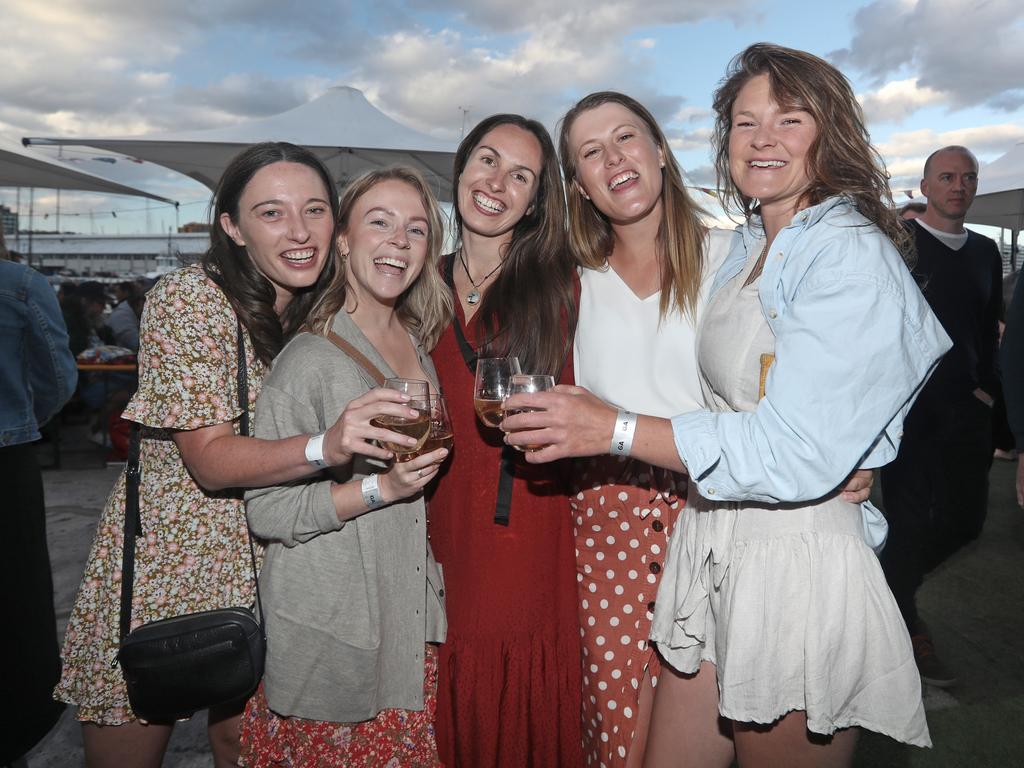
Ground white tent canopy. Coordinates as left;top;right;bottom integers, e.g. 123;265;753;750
24;86;457;202
967;140;1024;240
0;138;177;204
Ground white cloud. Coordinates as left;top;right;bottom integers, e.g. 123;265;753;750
668;127;713;152
879;124;1024;159
832;0;1024;112
878;123;1024;192
858;78;943;124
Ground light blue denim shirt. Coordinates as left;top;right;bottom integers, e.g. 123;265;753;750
0;261;78;446
671;196;951;504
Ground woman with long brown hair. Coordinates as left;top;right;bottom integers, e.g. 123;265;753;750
55;143;419;768
427;113;583;767
506;44;944;766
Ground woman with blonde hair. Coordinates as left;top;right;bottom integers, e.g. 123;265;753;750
506;44;944;765
241;166;453;766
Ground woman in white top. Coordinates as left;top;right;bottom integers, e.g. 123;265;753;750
556;91;731;767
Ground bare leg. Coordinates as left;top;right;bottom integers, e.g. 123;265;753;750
624;666;656;768
643;661;734;768
208;703;244;768
734;711;858;768
82;720;172;768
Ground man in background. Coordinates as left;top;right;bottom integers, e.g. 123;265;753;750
880;145;1003;688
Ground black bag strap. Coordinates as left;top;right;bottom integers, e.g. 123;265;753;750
117;321;265;647
442;253;516;526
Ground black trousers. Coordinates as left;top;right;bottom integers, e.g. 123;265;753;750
879;395;993;629
0;443;65;764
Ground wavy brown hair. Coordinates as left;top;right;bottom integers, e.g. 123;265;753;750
204;142;340;364
558;92;708;322
305;166;454;351
711;43;912;262
452;114;577;379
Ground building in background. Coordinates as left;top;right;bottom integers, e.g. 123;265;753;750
1;205;17;237
6;232;206;277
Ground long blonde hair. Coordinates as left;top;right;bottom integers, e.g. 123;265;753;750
558;91;708;321
305;166;454;350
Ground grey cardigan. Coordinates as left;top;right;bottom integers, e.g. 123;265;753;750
246;310;446;723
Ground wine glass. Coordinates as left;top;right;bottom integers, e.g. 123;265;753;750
505;374;555;452
384;377;430;398
473;357;521;428
401;393;455;462
372;378;431;457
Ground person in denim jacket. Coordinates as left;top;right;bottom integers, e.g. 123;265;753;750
504;44;949;765
0;252;77;765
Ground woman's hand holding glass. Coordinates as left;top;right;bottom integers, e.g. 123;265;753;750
321;388;429;465
503;374;555;452
501;384;619;462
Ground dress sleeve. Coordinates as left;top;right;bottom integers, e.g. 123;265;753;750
671;231;951;503
123;269;243;430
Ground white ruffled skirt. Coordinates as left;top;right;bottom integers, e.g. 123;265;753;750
649;493;931;747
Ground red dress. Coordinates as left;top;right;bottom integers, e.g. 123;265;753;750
428;260;583;767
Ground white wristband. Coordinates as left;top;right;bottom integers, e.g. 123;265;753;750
361;473;385;510
304;432;328;469
610;410;637;457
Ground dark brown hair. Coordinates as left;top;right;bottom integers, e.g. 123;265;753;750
711;43;911;262
452;114;577;378
204;142;340;364
558;91;708;322
305;166;454;350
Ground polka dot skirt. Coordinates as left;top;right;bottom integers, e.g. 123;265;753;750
571;456;685;766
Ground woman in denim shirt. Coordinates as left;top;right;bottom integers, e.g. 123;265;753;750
504;44;948;765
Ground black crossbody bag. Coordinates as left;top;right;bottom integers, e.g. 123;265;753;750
115;322;266;722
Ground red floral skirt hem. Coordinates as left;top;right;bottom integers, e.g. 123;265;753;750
240;644;441;768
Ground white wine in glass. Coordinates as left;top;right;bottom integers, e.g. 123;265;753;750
505;373;555;452
372;378;432;456
473;357;521;428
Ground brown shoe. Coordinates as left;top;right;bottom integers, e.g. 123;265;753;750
911;632;957;688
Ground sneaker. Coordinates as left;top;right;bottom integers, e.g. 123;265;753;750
911;632;957;688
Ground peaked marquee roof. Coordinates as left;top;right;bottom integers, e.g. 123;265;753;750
967;140;1024;234
24;86;457;202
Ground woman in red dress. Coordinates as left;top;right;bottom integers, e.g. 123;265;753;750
428;113;583;767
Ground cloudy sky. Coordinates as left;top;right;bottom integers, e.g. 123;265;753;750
2;0;1022;235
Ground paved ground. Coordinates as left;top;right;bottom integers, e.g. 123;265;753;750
22;427;1024;766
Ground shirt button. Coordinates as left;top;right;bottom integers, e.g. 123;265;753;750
707;487;716;495
647;601;656;613
649;562;661;574
768;309;778;319
439;589;445;598
651;519;664;532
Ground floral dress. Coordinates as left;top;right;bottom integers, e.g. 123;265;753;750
54;266;263;724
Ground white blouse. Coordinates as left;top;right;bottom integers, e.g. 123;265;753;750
574;228;734;418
